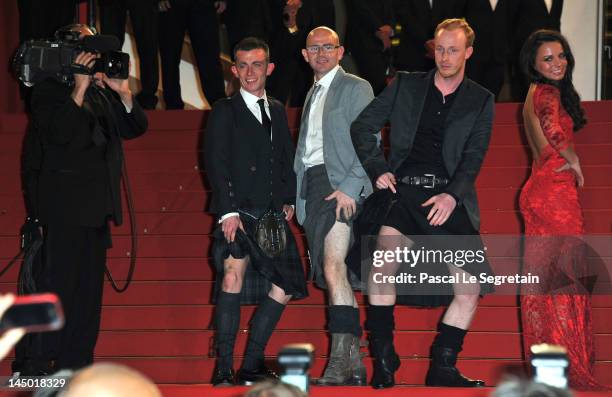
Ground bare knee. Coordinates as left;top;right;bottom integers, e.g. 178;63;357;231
222;271;243;293
268;285;291;305
452;294;479;312
323;259;346;286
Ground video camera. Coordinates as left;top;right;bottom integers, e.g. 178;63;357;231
12;28;129;87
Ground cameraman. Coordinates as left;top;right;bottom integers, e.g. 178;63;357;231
17;24;148;376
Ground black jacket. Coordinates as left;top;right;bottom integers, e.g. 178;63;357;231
513;0;563;54
393;0;456;71
345;0;394;53
350;71;494;229
204;93;296;216
30;79;148;227
454;0;518;63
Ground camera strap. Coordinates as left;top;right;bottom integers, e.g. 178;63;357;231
95;87;138;293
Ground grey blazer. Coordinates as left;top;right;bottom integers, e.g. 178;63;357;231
294;67;375;225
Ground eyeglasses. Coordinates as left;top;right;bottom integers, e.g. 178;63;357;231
306;44;340;54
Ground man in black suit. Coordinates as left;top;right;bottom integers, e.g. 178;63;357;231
158;0;227;109
18;24;148;375
393;0;455;73
511;0;563;100
455;0;517;99
99;0;160;109
204;37;307;386
345;0;394;95
351;19;494;388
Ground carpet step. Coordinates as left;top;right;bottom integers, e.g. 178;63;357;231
91;330;524;359
2;356;610;386
2;186;611;214
3;165;612;194
89;329;612;361
1;145;611;174
91;305;523;332
2;217;611;257
3;122;610;150
2;257;610;289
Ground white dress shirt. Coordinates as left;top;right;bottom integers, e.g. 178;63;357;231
544;0;553;13
302;65;340;168
218;88;271;223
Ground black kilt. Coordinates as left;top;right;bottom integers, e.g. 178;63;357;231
302;165;362;290
212;208;308;305
347;183;494;307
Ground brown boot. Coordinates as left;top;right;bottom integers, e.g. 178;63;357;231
315;333;353;385
348;335;367;386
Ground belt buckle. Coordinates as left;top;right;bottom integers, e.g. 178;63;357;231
423;173;436;189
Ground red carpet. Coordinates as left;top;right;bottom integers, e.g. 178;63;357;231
0;103;611;396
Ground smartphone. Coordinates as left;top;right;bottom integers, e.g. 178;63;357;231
0;293;64;333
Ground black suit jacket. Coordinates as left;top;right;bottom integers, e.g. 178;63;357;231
345;0;394;53
454;0;518;63
31;78;148;227
204;93;296;216
393;0;455;71
513;0;563;54
350;71;494;229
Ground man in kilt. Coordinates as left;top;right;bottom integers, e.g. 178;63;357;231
204;37;307;386
350;19;494;388
295;27;375;386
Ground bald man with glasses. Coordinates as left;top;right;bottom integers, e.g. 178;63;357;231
294;26;375;386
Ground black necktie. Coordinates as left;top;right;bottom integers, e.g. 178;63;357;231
257;98;271;138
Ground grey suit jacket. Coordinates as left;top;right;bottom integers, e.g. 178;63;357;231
294;67;375;225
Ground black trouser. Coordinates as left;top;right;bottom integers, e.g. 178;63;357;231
159;0;226;109
467;59;505;99
21;224;108;371
99;0;159;108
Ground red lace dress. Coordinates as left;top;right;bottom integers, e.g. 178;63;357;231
519;84;601;390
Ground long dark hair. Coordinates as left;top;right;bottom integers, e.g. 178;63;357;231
520;30;587;131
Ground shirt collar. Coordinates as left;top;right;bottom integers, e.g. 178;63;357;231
315;65;340;89
240;88;268;108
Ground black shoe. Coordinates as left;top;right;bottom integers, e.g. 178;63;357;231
370;336;401;389
211;367;235;387
236;366;279;385
425;346;485;387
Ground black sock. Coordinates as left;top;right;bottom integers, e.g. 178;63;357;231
242;297;285;371
214;291;241;370
365;305;395;340
328;305;361;336
432;322;467;352
352;307;363;337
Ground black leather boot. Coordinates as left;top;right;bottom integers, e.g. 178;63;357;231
369;335;400;389
425;345;485;387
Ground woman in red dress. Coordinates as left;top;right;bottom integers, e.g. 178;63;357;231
518;30;601;390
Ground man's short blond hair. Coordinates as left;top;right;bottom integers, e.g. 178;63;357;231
435;18;475;47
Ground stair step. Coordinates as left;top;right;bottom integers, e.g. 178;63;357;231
91;330;525;359
2;145;612;176
1;356;609;385
3;217;612;257
2;186;611;214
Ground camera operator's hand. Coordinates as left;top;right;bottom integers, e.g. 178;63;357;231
101;74;133;109
71;51;98;107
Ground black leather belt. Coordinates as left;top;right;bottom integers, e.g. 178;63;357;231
399;174;449;189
